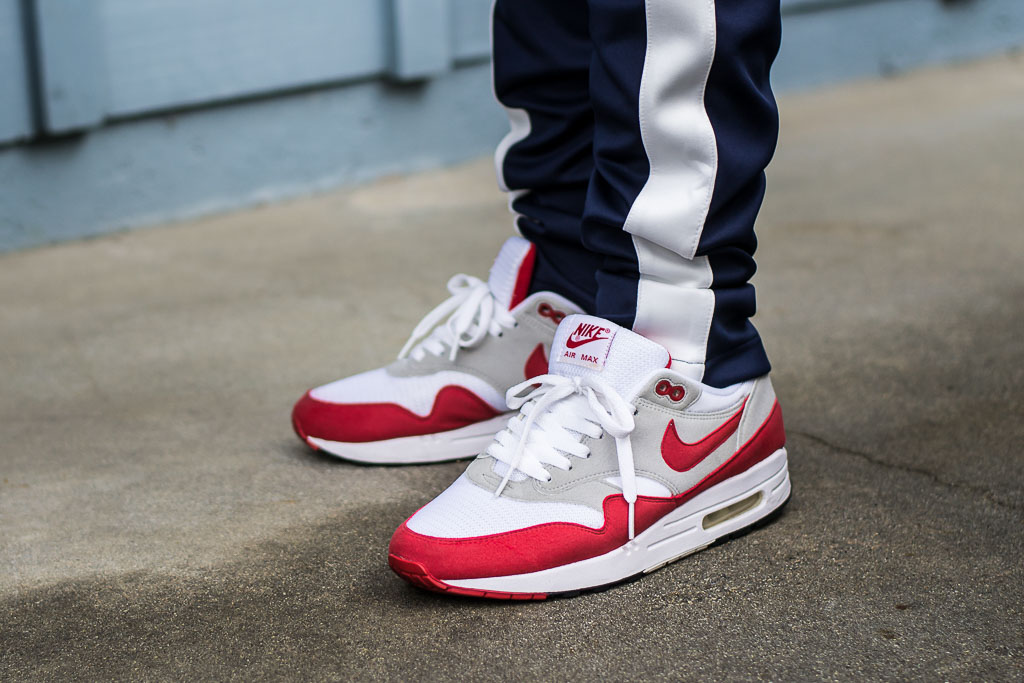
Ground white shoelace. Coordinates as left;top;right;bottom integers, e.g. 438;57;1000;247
487;374;641;539
398;275;517;362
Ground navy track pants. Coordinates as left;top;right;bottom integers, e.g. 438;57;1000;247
492;0;782;388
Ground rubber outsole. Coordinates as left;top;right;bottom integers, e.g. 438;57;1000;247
388;493;791;601
388;556;549;600
292;412;510;466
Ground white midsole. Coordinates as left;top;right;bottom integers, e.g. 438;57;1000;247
446;448;790;593
307;413;513;464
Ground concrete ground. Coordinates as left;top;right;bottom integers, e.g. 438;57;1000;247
2;55;1022;681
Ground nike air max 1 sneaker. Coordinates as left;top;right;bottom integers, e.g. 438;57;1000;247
291;237;582;464
388;314;790;598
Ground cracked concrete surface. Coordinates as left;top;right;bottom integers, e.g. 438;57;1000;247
789;429;1022;513
1;55;1023;680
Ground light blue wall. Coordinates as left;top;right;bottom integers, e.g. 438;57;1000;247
1;0;1023;251
775;0;1024;91
0;65;502;250
0;0;494;140
94;0;388;119
0;0;33;143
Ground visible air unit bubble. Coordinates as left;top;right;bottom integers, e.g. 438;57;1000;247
701;492;763;530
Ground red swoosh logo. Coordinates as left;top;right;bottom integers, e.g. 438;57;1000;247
660;398;747;472
565;335;609;349
524;343;548;380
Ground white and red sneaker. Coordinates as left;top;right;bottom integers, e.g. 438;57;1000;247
388;314;790;598
291;237;582;464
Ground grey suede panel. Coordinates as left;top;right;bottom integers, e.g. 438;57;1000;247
465;453;501;488
385;294;580;394
736;375;777;444
466;372;777;511
464;430;621;513
629;371;704;411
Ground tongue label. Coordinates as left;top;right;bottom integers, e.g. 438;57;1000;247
558;321;616;371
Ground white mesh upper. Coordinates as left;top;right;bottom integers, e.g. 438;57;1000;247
309;368;506;415
406;473;604;538
549;315;670;398
488;236;533;311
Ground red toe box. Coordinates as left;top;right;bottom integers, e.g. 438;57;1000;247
291;386;500;444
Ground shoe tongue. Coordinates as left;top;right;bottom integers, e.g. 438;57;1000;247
549;315;670;397
487;236;536;311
